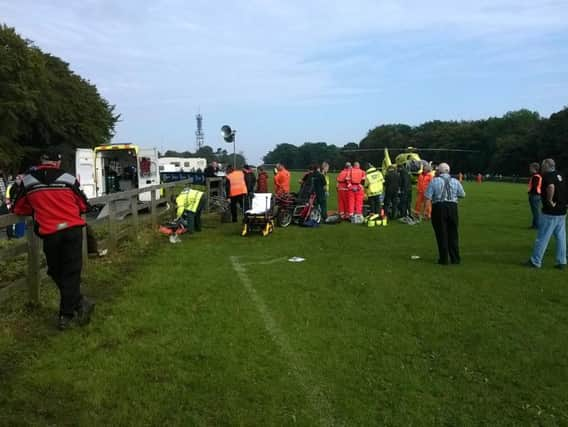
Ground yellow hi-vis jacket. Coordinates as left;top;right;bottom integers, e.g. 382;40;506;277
176;188;204;217
364;167;384;197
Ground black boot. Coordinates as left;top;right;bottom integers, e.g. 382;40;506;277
76;297;95;326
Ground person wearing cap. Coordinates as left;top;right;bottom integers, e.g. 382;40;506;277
12;150;95;330
424;162;466;265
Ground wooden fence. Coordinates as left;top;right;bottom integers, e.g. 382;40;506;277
0;180;192;305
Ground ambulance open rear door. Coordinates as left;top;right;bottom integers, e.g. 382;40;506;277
138;148;160;202
75;149;97;198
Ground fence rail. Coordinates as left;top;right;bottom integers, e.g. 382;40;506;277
0;180;192;304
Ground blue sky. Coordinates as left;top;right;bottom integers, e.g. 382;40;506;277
2;0;568;163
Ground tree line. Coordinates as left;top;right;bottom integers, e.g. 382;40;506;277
263;108;568;175
0;24;119;173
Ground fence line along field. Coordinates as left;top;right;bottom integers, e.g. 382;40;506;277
1;180;567;426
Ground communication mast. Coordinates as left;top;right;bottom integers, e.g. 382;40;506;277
195;113;205;151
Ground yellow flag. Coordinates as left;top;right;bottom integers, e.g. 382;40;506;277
382;148;392;174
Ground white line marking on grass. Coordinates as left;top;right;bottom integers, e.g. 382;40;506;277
230;256;337;427
241;256;288;266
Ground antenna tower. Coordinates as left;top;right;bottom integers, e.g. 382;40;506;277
195;113;205;151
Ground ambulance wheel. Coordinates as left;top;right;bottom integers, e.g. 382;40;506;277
241;224;248;236
278;212;292;228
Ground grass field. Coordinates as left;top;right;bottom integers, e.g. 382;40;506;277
1;177;567;426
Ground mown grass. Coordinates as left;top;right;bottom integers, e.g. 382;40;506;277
0;178;567;426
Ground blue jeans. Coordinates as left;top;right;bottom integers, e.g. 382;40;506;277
528;194;541;228
530;214;567;267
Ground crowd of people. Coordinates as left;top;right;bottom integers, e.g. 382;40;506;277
1;153;565;332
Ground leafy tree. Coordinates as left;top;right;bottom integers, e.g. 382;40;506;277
0;24;119;172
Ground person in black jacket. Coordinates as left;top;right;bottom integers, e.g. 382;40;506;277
242;165;257;211
398;164;412;219
384;166;400;219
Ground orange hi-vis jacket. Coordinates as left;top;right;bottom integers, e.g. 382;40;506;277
274;168;291;194
528;173;542;195
337;168;350;190
227;170;247;197
417;171;433;194
350;167;365;186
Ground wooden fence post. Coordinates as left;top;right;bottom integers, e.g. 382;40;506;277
130;194;139;236
150;189;157;229
206;179;211;212
107;199;117;250
81;215;88;272
26;221;41;305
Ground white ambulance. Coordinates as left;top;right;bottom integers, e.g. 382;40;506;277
75;143;160;203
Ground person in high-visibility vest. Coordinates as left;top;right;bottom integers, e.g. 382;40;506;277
336;162;352;220
274;163;291;195
528;162;542;229
414;163;434;219
225;166;248;223
348;162;366;218
364;164;384;215
176;187;206;232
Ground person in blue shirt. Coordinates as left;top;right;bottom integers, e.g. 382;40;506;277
424;163;466;265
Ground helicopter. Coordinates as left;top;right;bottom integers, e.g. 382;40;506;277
342;146;478;179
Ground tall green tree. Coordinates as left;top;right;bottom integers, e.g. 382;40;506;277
0;24;119;172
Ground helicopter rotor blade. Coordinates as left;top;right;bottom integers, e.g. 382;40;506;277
342;147;479;153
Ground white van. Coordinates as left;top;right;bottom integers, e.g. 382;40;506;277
75;144;160;202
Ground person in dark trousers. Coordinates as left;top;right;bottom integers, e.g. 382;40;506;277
12;151;95;330
242;165;257;211
301;165;327;220
384;166;400;219
526;158;566;269
176;187;206;233
225;166;248;222
424;162;466;265
528;162;542;229
398;164;412;219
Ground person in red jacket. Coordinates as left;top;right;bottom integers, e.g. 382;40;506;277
12;151;94;330
414;163;434;219
336;162;352;220
349;162;366;218
256;167;269;193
